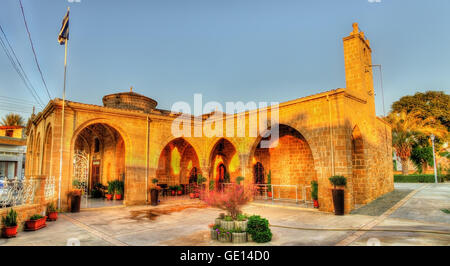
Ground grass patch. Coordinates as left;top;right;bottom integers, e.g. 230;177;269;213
351;189;412;216
394;174;437;183
441;209;450;214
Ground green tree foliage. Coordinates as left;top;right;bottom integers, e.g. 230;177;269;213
410;146;434;173
391;91;449;131
1;113;25;126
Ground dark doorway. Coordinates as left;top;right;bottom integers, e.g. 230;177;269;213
216;163;226;191
189;167;198;184
254;162;265;184
91;160;101;189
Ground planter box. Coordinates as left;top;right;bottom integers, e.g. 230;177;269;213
1;226;18;238
47;212;58;221
218;232;231;242
234;220;248;231
210;229;218;240
215;218;222;225
247;233;253;242
25;217;47;231
220;220;235;231
232;232;247;244
115;194;123;200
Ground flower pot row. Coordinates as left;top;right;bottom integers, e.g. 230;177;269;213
105;194;123;200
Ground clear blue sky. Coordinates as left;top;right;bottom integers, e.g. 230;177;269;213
0;0;449;120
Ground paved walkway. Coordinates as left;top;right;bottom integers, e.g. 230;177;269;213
1;183;449;246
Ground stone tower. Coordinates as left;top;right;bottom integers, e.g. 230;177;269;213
343;23;376;115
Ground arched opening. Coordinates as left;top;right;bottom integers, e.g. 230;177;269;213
250;124;316;201
42;126;52;176
157;138;201;189
352;126;366;205
253;162;265;184
209;138;239;191
73;123;126;205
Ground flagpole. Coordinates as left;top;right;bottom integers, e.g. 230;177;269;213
58;7;69;209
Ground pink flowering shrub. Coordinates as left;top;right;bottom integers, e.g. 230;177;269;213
202;184;255;219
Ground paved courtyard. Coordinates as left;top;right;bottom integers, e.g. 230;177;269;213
1;183;449;246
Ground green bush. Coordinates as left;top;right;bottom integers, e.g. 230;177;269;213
247;215;272;243
236;213;247;221
253;230;272;243
329;176;347;188
224;215;233;221
394;174;437;183
311;181;318;200
2;209;18;227
235;176;245;185
30;214;44;220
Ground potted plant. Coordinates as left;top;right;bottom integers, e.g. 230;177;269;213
170;185;176;196
1;208;18;238
106;180;115;200
196;174;207;198
25;214;47;231
47;202;59;221
209;179;215;192
215;213;225;225
234;213;248;231
311;180;319;208
217;227;232;243
189;185;195;199
176;185;183;195
91;183;105;198
209;224;220;240
267;170;272;198
150;178;159;206
115;180;124;200
329;175;347;215
232;227;247;244
236;176;244;185
220;215;235;231
70;180;82;212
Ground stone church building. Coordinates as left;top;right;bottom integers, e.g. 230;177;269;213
25;23;393;213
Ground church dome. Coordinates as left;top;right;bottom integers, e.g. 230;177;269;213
102;87;157;113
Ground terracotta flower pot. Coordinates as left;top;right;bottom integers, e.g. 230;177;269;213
171;190;175;196
267;192;272;198
115;194;122;200
2;226;18;238
106;194;113;200
313;199;319;208
177;190;182;195
195;192;200;198
189;193;195;199
48;212;58;221
26;217;47;231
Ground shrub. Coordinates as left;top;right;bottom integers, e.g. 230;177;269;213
209;180;215;191
311;181;318;200
329;176;347;188
197;174;207;185
253;230;272;243
30;214;45;220
224;216;233;221
394;174;437;183
107;180;116;194
2;209;18;227
267;170;272;191
247;215;272;243
116;181;124;195
47;202;57;213
203;184;255;219
236;176;245;185
236;213;247;221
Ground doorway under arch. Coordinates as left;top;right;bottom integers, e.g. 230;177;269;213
208;138;238;191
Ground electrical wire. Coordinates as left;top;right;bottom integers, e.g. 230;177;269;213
0;28;45;108
18;0;52;100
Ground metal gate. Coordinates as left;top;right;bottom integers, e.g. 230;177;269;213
73;150;89;204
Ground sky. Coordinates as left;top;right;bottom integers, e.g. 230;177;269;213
0;0;449;120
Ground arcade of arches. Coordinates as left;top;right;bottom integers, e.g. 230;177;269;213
25;24;394;213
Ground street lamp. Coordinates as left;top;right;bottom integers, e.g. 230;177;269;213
430;134;438;184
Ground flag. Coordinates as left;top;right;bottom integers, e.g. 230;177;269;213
58;9;69;45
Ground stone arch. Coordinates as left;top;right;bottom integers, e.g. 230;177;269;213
42;124;53;176
248;124;317;200
156;135;203;169
70;119;129;199
208;138;240;190
156;137;201;186
352;125;367;205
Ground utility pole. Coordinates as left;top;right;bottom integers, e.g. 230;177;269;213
431;134;438;184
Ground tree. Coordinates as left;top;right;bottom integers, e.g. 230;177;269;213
386;111;446;175
391;91;450;131
1;113;25;126
410;146;434;173
202;184;255;219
